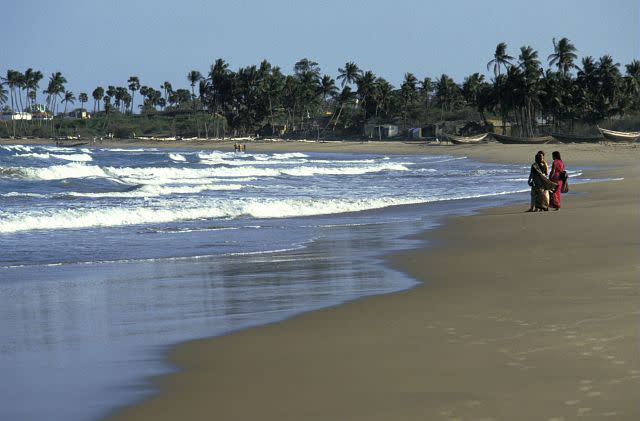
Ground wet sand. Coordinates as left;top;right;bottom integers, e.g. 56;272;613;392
73;141;637;420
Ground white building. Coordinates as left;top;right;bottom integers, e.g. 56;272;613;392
0;112;32;121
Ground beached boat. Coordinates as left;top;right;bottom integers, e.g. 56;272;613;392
551;132;603;143
445;133;489;144
491;133;553;144
597;127;640;142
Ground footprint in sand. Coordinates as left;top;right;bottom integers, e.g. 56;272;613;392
565;400;580;406
577;407;592;415
586;391;601;397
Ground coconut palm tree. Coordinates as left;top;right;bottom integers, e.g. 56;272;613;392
78;93;88;113
127;76;140;113
4;70;21;111
0;83;7;107
337;62;362;88
400;73;418;127
435;74;460;120
187;70;203;110
320;75;337;102
22;68;40;109
487;42;514;79
62;91;75;115
332;86;356;130
548;37;578;77
595;55;622;119
462;73;485;109
356;70;377;121
624;60;640;111
92;86;104;113
371;77;394;139
420;77;434;114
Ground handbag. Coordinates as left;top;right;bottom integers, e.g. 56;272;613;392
561;178;569;193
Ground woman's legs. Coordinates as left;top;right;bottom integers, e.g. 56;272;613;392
550;182;562;209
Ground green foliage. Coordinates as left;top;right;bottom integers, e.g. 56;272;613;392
3;39;638;140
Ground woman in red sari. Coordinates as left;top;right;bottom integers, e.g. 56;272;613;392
549;151;565;210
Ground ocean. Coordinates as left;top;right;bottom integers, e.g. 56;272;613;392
0;143;586;420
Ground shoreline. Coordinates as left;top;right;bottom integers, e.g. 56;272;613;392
3;140;637;419
100;143;639;420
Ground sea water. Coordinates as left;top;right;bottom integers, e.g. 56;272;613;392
0;144;587;420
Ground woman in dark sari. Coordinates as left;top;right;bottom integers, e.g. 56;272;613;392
549;151;565;210
527;152;555;212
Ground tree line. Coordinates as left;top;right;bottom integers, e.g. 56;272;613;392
2;37;639;138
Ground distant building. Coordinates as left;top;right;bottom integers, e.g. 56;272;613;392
364;124;399;139
486;118;512;135
0;111;32;121
63;110;91;120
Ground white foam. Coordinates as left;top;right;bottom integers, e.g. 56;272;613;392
169;153;186;162
66;184;243;198
19;163;107;180
1;192;47;198
0;189;527;233
17;152;93;162
104;162;409;182
1;145;33;152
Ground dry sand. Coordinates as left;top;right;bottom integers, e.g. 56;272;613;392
46;140;633;420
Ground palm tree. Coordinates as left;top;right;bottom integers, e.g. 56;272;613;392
548;37;578;77
372;77;394;139
78;93;88;113
161;81;173;108
487;42;514;79
624;60;640;112
435;74;460;120
320;75;337;102
0;83;7;107
420;77;434;114
4;70;20;111
337;62;362;88
400;73;418;127
92;87;104;113
127;76;140;113
356;70;377;122
25;69;43;110
462;73;485;109
332;86;356;130
187;70;203;110
62;91;75;115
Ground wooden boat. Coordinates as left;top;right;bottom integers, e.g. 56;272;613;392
491;133;553;144
445;133;489;144
551;132;603;143
597;126;640;142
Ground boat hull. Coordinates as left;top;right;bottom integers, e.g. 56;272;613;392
492;133;553;144
551;133;603;143
446;133;489;144
597;127;640;143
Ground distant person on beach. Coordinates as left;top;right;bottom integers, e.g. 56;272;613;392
548;151;565;210
528;152;553;212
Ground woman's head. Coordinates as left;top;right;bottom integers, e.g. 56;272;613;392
552;151;561;160
535;152;543;164
537;150;545;157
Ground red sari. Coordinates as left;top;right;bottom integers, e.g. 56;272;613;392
549;159;564;209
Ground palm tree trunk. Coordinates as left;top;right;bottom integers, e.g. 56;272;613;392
333;104;344;131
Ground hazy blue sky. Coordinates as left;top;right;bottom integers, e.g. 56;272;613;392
3;0;639;108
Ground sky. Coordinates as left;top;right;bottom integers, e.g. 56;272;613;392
3;0;639;110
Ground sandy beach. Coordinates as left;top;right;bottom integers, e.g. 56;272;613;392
46;140;635;420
